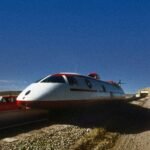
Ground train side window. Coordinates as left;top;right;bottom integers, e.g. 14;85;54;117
67;76;78;86
102;85;106;92
85;79;92;89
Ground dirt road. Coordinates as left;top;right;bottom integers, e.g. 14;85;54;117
111;96;150;150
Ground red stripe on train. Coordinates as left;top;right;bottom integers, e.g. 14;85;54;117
16;98;114;109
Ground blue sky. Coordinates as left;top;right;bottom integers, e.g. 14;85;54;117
0;0;150;93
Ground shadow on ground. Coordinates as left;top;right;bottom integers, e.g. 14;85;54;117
0;99;149;139
48;100;150;134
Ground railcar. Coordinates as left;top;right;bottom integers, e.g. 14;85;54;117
16;72;125;109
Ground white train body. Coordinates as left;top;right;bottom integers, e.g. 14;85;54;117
16;73;125;109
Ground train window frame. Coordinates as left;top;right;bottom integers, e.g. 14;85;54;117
41;75;66;83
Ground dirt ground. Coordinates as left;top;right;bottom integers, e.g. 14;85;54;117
0;96;149;150
110;96;150;150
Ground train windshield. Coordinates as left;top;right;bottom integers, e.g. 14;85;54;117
41;75;66;83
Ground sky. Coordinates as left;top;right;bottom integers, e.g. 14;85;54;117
0;0;150;93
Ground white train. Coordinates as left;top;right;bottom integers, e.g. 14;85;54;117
16;72;125;109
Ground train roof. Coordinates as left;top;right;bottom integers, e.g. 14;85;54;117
51;72;121;87
52;72;96;78
51;72;103;82
59;72;80;76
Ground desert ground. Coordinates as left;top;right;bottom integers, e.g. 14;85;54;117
0;94;149;150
